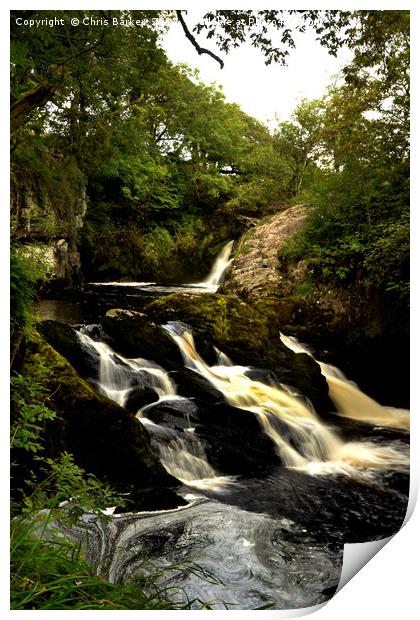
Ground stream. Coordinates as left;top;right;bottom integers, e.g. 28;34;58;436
36;243;410;610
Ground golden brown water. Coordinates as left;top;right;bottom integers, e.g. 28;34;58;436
165;325;409;479
279;333;409;431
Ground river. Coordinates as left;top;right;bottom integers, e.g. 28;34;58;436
35;243;410;610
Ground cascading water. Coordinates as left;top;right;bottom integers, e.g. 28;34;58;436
87;240;234;296
51;317;408;610
78;330;176;406
279;333;410;431
163;323;409;479
36;242;409;610
77;329;220;485
199;240;234;289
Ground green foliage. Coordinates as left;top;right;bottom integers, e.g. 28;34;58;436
119;155;182;211
10;246;49;335
10;358;124;518
280;165;409;298
278;11;409;310
274;98;325;196
10;371;56;455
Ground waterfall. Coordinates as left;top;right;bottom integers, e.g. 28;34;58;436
199;241;234;289
88;241;233;293
164;323;409;478
78;331;176;406
279;333;410;431
77;330;220;485
156;435;217;482
77;324;408;483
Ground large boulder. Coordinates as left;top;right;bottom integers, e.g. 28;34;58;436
170;369;226;403
220;204;310;304
193;402;280;475
142;397;200;432
221;205;409;408
101;308;184;369
18;330;183;511
38;320;100;382
144;292;331;413
124;386;160;415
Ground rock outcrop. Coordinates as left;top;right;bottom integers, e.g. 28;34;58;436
143;292;331;413
221;204;310;303
221;204;353;335
221;205;409;407
11;152;87;290
14;330;183;511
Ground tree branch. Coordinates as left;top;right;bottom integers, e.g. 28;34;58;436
10;84;56;133
176;10;224;69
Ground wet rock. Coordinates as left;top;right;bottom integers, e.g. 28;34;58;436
145;292;331;413
193;402;280;475
124;386;160;415
170;369;226;403
142;398;200;432
244;368;280;386
101;308;184;369
18;330;183;511
38;319;100;381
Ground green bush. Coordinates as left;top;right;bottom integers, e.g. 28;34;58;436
10;246;49;337
278;165;409;299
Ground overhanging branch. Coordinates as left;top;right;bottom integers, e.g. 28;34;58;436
176;10;224;69
10;84;56;133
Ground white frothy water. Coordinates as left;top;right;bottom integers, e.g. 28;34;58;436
78;331;176;407
78;331;224;487
279;333;410;431
198;240;234;290
164;324;409;479
88;240;234;293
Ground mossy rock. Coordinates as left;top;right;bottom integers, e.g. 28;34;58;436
101;309;184;369
38;320;100;382
145;292;270;363
20;330;182;511
144;293;331;413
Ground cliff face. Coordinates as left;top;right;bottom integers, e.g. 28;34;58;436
11;151;87;290
222;204;309;303
221;205;409;406
222;204;365;336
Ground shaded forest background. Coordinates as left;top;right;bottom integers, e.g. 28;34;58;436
11;10;408;296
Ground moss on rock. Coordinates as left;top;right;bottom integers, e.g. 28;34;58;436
101;309;184;369
144;292;331;413
20;330;182;511
38;320;99;381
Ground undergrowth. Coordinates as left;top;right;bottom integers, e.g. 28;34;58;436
10;515;187;610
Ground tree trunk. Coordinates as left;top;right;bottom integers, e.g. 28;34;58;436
10;84;56;133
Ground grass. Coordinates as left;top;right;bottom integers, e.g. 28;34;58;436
10;514;191;610
10;510;232;610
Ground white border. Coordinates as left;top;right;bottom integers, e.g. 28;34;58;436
3;2;418;618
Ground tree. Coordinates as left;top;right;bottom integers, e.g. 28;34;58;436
274;99;325;196
11;10;409;135
279;10;409;306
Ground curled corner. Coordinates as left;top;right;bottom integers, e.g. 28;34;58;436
336;471;418;594
337;535;392;592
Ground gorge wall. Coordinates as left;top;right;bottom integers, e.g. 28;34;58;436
221;204;409;407
11;149;87;291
